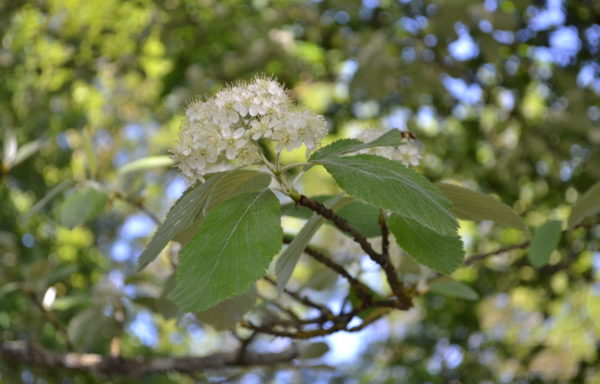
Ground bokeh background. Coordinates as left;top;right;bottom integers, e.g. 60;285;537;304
1;0;599;383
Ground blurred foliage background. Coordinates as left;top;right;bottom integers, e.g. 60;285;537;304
1;0;599;383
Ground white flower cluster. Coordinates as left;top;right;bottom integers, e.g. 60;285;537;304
172;76;328;183
356;129;422;167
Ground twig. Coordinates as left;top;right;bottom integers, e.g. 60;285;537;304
234;332;257;364
0;340;296;378
263;276;332;316
282;235;373;301
465;241;530;265
465;220;600;265
292;195;411;307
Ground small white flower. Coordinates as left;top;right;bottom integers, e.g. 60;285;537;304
394;144;422;167
171;75;329;184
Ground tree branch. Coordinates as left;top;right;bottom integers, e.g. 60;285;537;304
292;194;412;307
282;235;373;302
378;210;390;258
263;276;332;316
0;340;296;378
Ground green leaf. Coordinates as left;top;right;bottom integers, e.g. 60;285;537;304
336;201;381;238
299;342;330;359
275;195;348;293
133;297;180;319
568;181;600;228
310;139;362;161
437;183;527;231
389;214;464;274
67;308;113;351
117;155;174;175
194;287;257;330
315;154;457;236
137;170;271;270
56;185;109;228
169;190;282;312
429;279;479;300
528;220;562;267
309;129;408;161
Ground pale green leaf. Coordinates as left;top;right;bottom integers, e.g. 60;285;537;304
437;183;527;231
3;129;17;165
67;308;113;351
309;129;408;161
528;220;562;267
117;155;174;175
49;295;90;311
169;190;282;312
56;185;109;228
275;195;348;293
389;214;464;274
137;170;271;270
13;139;44;167
0;282;20;300
22;180;77;221
195;287;257;330
568;181;600;228
429;279;479;300
315;154;457;236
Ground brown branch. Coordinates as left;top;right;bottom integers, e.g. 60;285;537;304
234;332;257;364
293;195;412;307
261;297;302;322
294;195;381;261
263;276;332;316
282;235;373;301
378;210;390;258
0;340;296;378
